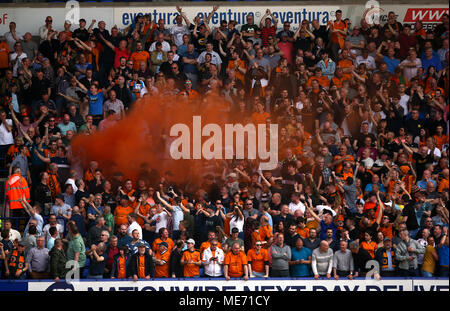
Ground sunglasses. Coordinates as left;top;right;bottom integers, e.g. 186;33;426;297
255;244;262;246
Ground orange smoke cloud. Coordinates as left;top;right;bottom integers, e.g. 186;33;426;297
71;93;256;183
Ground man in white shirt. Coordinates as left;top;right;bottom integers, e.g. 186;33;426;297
9;42;27;77
288;192;306;216
0;219;21;242
355;49;376;71
170;8;190;47
197;42;222;72
42;214;64;242
127;213;142;239
399;49;422;81
39;16;53;43
151;203;170;234
4;22;23;51
149;33;171;52
202;239;225;277
0;109;14;159
397;83;410;116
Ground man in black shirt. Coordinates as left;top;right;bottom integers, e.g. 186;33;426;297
281;161;303;204
401;198;419;238
73;19;90;42
285;223;301;248
303;228;320;251
404;109;425;139
402;142;434;180
349;241;372;277
311;20;328;46
112;75;133;110
33;171;52;214
30;70;51;118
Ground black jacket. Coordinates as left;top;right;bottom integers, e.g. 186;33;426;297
111;253;130;278
170;248;184;278
129;252;154;278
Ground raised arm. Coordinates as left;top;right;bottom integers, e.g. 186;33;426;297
375;191;384;225
206;5;219;25
98;34;115;51
176;6;191;28
87;19;96;34
156;191;174;211
305;199;321;223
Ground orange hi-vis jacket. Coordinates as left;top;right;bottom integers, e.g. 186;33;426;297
6;173;30;210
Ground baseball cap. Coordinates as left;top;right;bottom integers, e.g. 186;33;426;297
187;238;195;244
383;237;391;242
231;227;239;233
137;242;146;248
56;194;65;200
159;241;168;248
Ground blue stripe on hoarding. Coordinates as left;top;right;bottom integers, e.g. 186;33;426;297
0;281;28;291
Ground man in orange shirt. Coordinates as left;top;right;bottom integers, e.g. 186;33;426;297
306;68;330;89
331;67;352;88
181;238;202;278
438;168;449;192
153;241;171;278
152;228;174;253
114;197;135;227
0;36;11;73
130;243;154;281
327;9;348;60
135;193;152;228
130;41;150;72
259;216;273;247
296;217;310;239
332;145;355;175
199;230;222;257
338;50;354;73
251;102;271;125
247;241;269;277
227;50;247;84
224;242;249;280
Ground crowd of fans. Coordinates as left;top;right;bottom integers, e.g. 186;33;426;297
0;4;449;281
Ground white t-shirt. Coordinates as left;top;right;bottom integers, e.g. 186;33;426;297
0;119;14;145
152;211;169;233
149;40;171;52
127;221;143;239
170;24;189;47
9;52;27;77
229;216;244;235
197;50;222;66
355;55;376;70
400;58;421;81
42;223;64;241
398;94;410;116
288;201;306;215
4;31;23;51
0;228;21;242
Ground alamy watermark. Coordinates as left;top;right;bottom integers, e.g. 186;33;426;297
364;0;383;26
169;116;279;170
65;1;80;25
